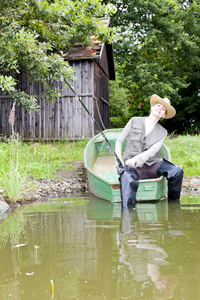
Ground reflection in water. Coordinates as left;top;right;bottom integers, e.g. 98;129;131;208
0;194;200;299
120;203;180;299
147;264;179;300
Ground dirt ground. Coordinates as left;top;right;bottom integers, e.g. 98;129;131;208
55;161;88;184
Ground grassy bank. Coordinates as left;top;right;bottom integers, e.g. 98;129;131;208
0;135;199;202
0;139;88;202
165;134;200;176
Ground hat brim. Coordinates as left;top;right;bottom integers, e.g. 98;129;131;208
150;94;176;119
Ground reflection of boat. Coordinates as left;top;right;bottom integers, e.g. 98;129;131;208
87;195;121;221
136;201;168;222
84;129;170;203
87;195;168;223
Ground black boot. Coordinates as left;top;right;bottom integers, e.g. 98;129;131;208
118;165;139;208
157;159;184;201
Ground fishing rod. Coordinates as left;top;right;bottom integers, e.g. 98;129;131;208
64;80;123;168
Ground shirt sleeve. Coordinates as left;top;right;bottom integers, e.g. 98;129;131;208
115;119;132;162
133;133;167;168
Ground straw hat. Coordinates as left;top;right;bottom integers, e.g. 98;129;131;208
150;94;176;119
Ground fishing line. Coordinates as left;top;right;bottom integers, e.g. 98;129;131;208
64;80;123;168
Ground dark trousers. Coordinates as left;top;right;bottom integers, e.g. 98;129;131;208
120;159;183;208
157;158;184;201
119;165;139;208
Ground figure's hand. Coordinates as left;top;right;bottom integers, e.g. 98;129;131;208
125;157;137;168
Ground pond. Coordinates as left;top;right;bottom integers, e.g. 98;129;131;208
0;193;200;300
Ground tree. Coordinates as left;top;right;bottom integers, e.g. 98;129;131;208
109;72;130;128
105;0;200;133
0;0;114;111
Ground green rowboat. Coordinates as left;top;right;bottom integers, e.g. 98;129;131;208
84;129;170;203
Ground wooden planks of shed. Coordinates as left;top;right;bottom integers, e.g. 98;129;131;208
0;61;95;140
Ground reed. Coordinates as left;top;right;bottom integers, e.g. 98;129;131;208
2;160;29;202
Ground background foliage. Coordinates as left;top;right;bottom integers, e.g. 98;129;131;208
1;0;199;133
107;0;200;133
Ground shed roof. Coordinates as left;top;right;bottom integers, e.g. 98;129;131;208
65;17;115;80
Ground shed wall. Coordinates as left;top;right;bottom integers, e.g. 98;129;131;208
93;60;110;135
0;60;95;140
99;43;109;78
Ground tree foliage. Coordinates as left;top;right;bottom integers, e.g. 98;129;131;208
109;72;130;128
0;0;114;110
105;0;200;133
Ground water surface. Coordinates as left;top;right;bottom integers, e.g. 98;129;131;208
0;193;200;299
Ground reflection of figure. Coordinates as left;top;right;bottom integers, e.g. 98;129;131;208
120;207;180;299
119;236;170;282
115;94;184;208
147;263;180;300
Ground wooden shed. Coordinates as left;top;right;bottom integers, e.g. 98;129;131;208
0;17;115;141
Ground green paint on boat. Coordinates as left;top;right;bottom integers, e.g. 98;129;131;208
84;129;170;203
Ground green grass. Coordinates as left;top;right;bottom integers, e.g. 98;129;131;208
2;160;29;202
0;135;199;202
0;139;88;202
165;134;200;176
0;139;88;179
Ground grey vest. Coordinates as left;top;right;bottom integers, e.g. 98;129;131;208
124;117;167;166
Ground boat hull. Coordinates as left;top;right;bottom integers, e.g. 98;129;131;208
84;129;170;203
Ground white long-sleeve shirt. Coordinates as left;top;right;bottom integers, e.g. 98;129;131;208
115;117;167;168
